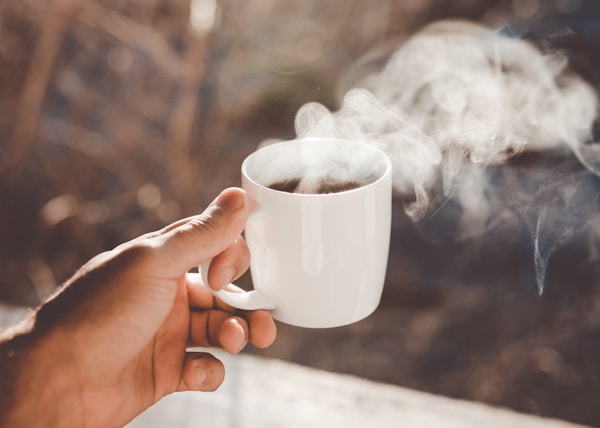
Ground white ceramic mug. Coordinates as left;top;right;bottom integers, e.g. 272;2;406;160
201;138;392;328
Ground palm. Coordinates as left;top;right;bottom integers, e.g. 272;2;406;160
144;276;191;401
65;268;190;427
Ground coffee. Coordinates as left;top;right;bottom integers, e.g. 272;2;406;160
268;178;302;193
268;178;362;194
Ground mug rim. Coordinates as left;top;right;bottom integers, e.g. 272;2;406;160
241;138;392;196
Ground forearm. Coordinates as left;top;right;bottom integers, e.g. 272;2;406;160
0;315;83;428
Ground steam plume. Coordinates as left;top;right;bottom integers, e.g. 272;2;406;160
294;20;600;294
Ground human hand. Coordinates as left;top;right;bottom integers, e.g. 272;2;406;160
0;188;276;428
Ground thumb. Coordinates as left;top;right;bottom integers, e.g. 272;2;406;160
155;188;249;275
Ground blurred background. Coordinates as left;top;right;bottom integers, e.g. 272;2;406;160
1;0;599;426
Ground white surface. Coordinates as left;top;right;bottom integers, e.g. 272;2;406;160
0;303;31;330
127;350;584;428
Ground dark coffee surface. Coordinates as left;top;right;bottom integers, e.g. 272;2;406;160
315;179;361;194
268;178;302;193
268;178;362;194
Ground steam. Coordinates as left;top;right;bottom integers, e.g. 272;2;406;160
293;20;600;294
247;141;385;194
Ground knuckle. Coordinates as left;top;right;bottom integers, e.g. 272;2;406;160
114;240;159;270
191;207;227;231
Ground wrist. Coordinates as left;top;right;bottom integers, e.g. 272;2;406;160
0;315;83;427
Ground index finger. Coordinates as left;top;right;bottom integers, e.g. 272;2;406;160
186;272;243;312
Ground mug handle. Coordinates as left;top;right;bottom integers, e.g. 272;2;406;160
198;260;276;310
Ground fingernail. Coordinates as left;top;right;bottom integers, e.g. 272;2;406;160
196;368;208;387
220;266;235;289
214;189;243;212
233;319;248;353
